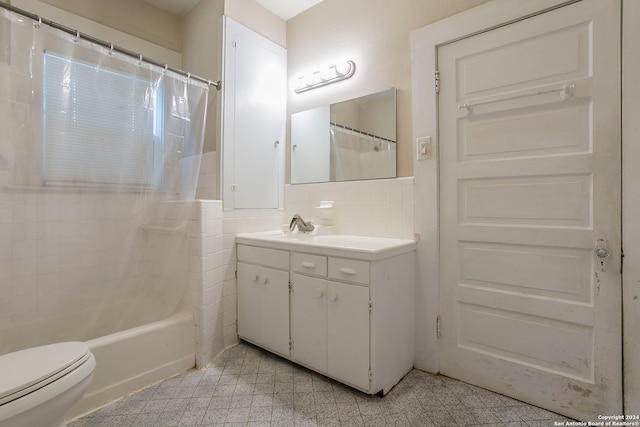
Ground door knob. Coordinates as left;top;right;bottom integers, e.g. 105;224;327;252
594;238;610;272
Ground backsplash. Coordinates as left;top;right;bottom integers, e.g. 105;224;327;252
285;177;415;240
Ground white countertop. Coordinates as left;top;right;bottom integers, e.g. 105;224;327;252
236;230;417;260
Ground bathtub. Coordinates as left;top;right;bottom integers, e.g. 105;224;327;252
63;310;195;420
0;300;196;420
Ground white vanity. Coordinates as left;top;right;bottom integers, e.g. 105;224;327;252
235;231;416;395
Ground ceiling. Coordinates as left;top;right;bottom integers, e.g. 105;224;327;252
144;0;323;20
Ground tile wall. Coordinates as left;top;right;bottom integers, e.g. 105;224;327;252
285;177;415;239
182;200;225;368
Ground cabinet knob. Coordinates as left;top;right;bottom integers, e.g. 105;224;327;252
262;276;269;285
328;289;337;301
253;275;259;282
315;287;323;298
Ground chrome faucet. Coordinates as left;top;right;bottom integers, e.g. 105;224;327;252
289;214;315;233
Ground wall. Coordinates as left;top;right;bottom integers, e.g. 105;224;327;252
182;200;224;368
30;0;183;51
182;0;224;155
286;0;490;181
286;177;414;240
223;0;286;48
9;0;182;67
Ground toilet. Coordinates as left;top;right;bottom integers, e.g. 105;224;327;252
0;342;96;427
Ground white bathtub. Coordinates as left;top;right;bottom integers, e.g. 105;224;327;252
64;310;195;421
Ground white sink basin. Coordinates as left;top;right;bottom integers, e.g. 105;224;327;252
235;230;416;259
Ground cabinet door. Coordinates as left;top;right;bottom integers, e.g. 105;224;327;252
327;281;370;390
291;273;327;373
237;262;262;345
260;267;290;357
237;262;290;357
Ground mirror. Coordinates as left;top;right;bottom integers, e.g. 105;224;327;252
290;88;396;184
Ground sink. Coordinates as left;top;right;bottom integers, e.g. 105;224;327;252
235;230;417;258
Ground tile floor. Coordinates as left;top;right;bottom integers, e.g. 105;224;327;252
70;342;575;427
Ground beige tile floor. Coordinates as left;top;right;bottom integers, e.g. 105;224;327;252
70;342;575;427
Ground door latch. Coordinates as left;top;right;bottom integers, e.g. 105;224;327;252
594;238;610;272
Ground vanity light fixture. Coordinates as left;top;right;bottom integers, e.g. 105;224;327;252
294;60;356;93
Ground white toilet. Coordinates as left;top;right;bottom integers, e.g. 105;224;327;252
0;342;96;427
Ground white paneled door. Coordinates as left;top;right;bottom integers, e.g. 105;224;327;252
438;0;621;420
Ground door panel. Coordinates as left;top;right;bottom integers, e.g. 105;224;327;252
291;273;327;373
438;0;621;420
260;267;290;357
327;281;370;390
237;262;262;345
237;262;290;357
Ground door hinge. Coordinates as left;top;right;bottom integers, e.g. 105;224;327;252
436;315;442;338
368;369;373;380
368;300;373;311
289;339;293;350
435;70;440;94
232;40;237;48
288;282;292;292
235;270;237;279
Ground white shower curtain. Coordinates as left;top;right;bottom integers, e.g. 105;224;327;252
0;6;209;350
329;124;397;181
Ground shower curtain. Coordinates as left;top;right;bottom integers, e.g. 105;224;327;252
330;124;397;181
0;7;209;351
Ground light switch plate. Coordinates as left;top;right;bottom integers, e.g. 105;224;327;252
416;136;432;160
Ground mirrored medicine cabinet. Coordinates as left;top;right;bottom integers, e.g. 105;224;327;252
290;88;397;184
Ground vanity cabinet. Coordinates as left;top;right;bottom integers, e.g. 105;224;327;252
236;234;416;395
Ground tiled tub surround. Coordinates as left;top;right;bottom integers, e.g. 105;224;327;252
0;192;193;350
186;200;226;368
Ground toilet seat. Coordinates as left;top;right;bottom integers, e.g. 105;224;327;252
0;342;91;406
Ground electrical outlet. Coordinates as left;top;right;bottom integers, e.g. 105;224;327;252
416;136;432;160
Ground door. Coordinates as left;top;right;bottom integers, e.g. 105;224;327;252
327;281;370;391
222;18;286;209
291;273;327;372
438;0;621;420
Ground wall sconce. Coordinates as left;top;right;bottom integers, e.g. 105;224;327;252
294;60;356;93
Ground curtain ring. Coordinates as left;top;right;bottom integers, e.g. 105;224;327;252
33;16;41;29
108;43;114;55
163;64;168;73
73;30;80;42
137;54;143;65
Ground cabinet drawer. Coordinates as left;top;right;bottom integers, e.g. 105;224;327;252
291;252;327;276
237;245;289;270
328;258;370;285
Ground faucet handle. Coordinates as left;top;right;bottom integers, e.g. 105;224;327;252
289;214;299;231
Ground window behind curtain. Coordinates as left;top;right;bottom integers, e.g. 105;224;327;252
42;52;163;189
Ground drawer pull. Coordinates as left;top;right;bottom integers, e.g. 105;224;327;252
338;267;356;276
302;261;316;269
262;276;269;285
253;275;259;282
328;289;338;301
315;288;323;298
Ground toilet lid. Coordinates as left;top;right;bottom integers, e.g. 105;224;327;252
0;342;91;405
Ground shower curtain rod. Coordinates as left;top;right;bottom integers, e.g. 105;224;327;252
330;122;396;144
0;1;222;90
